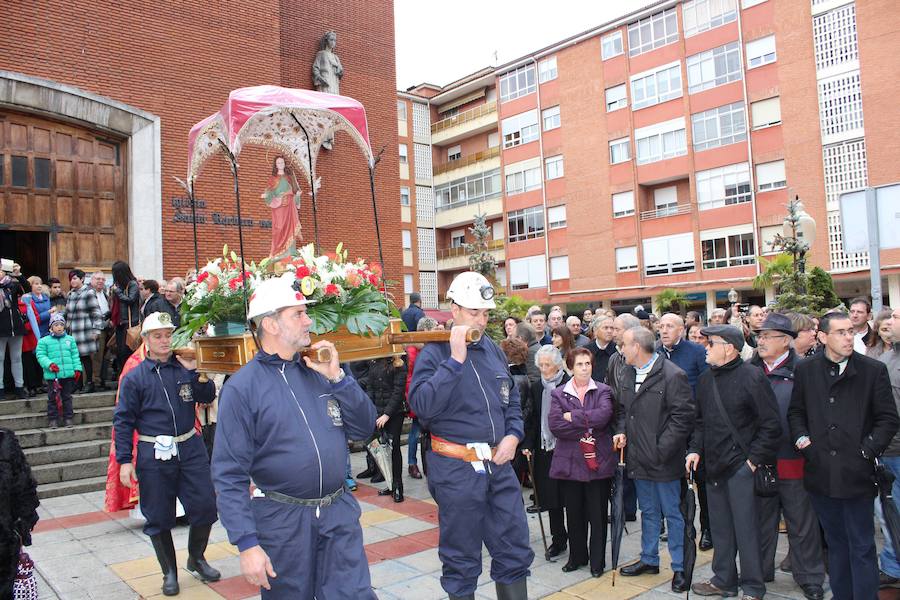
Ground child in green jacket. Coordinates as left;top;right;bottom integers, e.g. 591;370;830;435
35;314;82;428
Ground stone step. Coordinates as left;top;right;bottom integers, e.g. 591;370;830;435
24;439;111;466
37;475;108;499
31;456;108;485
0;391;116;415
16;422;112;449
1;405;114;432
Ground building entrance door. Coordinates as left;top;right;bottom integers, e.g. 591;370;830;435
0;230;49;280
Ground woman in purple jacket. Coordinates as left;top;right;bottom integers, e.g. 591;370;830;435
549;346;615;577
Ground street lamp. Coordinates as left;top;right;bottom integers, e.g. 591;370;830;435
728;288;739;304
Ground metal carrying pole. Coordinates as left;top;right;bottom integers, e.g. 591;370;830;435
188;180;200;274
218;141;251;325
289;112;320;252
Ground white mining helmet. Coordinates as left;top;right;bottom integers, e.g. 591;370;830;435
446;271;496;310
247;273;312;321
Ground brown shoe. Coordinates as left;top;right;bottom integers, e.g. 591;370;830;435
691;580;738;597
408;464;423;479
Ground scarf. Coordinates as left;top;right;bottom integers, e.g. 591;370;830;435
540;369;564;451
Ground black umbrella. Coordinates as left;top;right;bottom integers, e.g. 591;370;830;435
609;447;626;586
875;458;900;560
680;468;699;595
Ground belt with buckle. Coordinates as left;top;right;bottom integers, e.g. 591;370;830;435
262;487;345;508
431;435;497;462
137;430;196;444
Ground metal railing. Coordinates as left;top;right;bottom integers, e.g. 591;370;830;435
639;203;692;221
437;239;504;260
433;146;501;176
431;102;497;135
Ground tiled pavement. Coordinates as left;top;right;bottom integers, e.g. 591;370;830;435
28;451;825;600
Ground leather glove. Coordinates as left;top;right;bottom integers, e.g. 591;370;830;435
49;363;60;373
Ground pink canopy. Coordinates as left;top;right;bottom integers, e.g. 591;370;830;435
186;85;374;185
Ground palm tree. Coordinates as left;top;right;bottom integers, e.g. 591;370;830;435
655;288;688;315
752;253;794;292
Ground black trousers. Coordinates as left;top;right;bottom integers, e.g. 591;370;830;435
758;478;825;586
386;412;404;491
561;478;611;572
46;378;75;420
78;354;92;388
115;325;134;375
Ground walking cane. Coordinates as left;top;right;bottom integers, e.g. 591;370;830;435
525;451;555;562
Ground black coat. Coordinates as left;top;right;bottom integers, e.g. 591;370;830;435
522;371;569;510
522;371;570;452
750;350;801;460
357;358;408;418
587;340;617;384
0;428;39;596
690;357;782;481
0;278;25;338
614;357;695;482
142;293;178;325
788;351;900;499
112;280;140;326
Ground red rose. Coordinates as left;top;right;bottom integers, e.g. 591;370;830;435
368;273;379;286
325;284;340;296
196;271;209;284
295;265;311;278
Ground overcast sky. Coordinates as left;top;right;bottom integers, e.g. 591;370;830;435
394;0;659;90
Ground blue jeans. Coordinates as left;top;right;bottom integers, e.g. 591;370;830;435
877;455;900;577
634;479;684;571
345;453;353;481
407;417;420;465
809;492;878;600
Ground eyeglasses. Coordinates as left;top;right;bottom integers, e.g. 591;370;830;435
757;333;788;341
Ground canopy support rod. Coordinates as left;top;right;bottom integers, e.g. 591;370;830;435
188;181;200;274
218;141;251;324
289;112;320;253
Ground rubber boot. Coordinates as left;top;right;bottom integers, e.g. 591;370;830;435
150;531;180;596
495;577;527;600
356;451;377;479
186;524;221;582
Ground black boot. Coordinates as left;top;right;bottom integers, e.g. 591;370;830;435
448;595;475;600
186;524;221;582
15;387;27;399
356;452;377;479
495;577;527;600
150;531;180;596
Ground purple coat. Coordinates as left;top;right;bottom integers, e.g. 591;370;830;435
548;378;616;481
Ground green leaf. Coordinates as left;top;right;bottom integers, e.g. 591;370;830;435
307;303;342;334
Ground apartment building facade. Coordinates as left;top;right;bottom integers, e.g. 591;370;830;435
401;0;900;314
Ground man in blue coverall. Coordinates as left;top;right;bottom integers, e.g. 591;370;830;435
409;271;533;600
211;273;377;599
114;312;221;597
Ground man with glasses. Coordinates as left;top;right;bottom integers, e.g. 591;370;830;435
878;307;900;589
751;314;825;600
789;312;899;599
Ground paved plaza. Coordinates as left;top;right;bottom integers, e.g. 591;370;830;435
27;451;827;600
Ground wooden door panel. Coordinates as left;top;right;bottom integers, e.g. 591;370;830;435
98;198;115;228
9;123;27;149
99;234;116;263
56;196;72;226
33;128;50;153
97;163;114;193
55;133;72;155
76;233;95;264
77;162;93;191
76;197;94;227
57;233;75;263
56;160;74;189
34;195;51;224
8;192;28;224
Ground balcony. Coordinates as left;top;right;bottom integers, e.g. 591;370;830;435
435;194;503;229
639;203;691;221
437;239;505;272
431;102;498;146
434;146;500;177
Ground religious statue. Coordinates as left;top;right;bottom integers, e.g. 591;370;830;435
312;30;343;149
261;155;303;260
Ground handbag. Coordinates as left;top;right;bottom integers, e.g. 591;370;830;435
13;549;38;600
709;380;778;497
125;301;142;351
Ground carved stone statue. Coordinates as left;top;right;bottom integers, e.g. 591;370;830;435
312;30;343;149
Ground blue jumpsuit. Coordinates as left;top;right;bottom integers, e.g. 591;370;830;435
114;356;218;536
212;349;377;599
409;335;534;596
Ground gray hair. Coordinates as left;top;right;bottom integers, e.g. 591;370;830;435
516;321;537;345
528;311;546;322
614;313;640;329
565;316;581;327
169;277;185;293
627;325;656;354
591;313;614;331
535;344;564;368
416;316;438;332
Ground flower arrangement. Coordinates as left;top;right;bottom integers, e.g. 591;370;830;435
173;243;396;347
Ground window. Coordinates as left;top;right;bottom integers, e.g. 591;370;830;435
447;145;462;161
682;0;737;37
402;230;412;250
548;205;567;229
742;0;766;7
435;168;501;210
605;84;627;112
550;256;570;280
612;191;635;217
399;144;408;164
11;156;26;187
654;186;679;216
756;160;786;191
492;220;504;241
635;118;687;165
510;254;547;290
542;105;560;131
545;155;564;180
631;62;682;110
538;57;558;83
499;65;536;102
695;162;751;210
414;144;432;180
502;110;539;148
451;229;466;248
34;158;50;189
751;97;781;129
628;8;679;56
601;31;624;59
419;271;438;307
400;186;410;206
609;137;631;164
415;185;434;225
813;4;858;73
746;35;776;69
616;246;638;272
686;42;741;93
505;164;542;196
412;102;431;138
643;233;696;276
488;132;500;148
508;207;545;242
691;101;746;151
404;274;414;294
759;225;782;254
818;72;864;141
397;100;407;121
822;138;867;208
701;228;756;269
418;227;435;269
